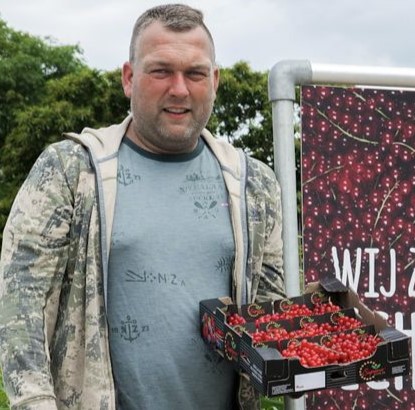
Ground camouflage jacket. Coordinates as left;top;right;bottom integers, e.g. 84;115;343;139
0;115;285;409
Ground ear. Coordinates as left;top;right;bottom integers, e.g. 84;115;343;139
122;61;134;98
213;66;220;93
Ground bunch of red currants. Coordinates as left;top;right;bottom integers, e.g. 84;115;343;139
282;332;382;367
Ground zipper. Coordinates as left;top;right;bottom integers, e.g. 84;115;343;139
237;149;249;306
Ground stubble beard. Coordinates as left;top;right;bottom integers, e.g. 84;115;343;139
131;99;214;154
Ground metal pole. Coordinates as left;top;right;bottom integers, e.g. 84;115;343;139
272;100;306;410
271;100;301;298
268;59;312;300
269;60;312;410
311;63;415;87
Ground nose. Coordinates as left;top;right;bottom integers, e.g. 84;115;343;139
168;73;190;98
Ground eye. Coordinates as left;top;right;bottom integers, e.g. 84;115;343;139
187;70;208;81
149;69;171;79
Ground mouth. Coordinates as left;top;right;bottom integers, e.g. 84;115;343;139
163;107;191;115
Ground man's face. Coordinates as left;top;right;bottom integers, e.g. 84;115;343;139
122;21;219;154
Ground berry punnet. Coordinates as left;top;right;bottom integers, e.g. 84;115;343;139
200;283;410;404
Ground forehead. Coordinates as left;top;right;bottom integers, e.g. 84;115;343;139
135;21;215;65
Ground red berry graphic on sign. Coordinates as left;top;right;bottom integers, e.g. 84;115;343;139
302;86;415;409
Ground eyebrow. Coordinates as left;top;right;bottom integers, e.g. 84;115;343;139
144;60;213;71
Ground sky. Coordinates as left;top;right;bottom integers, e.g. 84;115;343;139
1;0;414;73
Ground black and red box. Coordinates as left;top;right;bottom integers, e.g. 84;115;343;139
199;275;410;397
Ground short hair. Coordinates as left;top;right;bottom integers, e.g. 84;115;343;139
129;4;216;63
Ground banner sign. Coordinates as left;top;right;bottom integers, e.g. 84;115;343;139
301;85;415;409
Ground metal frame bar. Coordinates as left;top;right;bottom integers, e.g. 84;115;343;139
267;60;415;410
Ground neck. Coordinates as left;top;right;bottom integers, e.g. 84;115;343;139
125;124;199;155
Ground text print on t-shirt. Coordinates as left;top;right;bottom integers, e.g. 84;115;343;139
110;315;150;343
215;255;233;276
117;164;141;186
124;269;186;287
179;172;227;220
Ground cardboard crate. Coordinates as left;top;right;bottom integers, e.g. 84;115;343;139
199;275;410;397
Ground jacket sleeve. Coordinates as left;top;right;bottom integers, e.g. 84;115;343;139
246;159;286;303
258;170;285;301
0;144;74;409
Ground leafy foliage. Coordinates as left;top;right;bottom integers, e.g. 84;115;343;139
261;395;285;410
209;61;274;166
0;371;9;409
0;18;131;245
0;19;84;148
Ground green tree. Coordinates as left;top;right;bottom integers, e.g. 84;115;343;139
0;18;84;149
209;61;274;167
0;18;130;246
209;61;301;217
1;68;128;182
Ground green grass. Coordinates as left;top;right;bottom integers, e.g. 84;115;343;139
261;395;284;410
0;371;9;410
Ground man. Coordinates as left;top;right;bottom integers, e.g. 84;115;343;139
0;4;284;409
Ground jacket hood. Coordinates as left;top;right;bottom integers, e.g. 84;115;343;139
65;114;242;178
64;115;132;161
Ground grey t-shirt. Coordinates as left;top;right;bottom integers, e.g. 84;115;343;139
108;137;237;409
